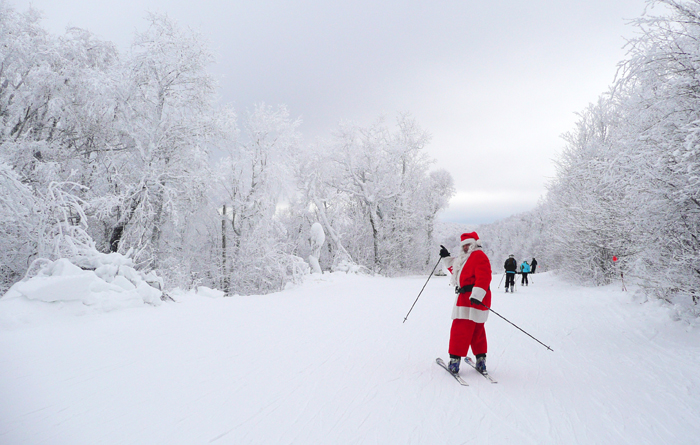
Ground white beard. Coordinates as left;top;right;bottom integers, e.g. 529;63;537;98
450;243;481;287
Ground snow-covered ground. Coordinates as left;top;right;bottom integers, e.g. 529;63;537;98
1;269;700;444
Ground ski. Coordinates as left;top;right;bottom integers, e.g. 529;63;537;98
464;357;498;383
435;358;469;386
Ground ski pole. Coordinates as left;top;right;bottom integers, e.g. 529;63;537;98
497;273;505;289
475;301;553;351
403;257;442;323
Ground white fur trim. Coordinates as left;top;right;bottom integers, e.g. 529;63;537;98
470;287;486;303
460;238;476;246
442;256;456;269
452;300;489;323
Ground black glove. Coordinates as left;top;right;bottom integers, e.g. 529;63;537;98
439;245;450;258
470;298;482;306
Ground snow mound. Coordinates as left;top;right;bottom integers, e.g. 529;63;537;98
1;253;164;313
331;258;372;274
195;286;225;299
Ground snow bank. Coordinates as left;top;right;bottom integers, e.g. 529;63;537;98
331;258;372;274
195;286;225;299
1;253;163;313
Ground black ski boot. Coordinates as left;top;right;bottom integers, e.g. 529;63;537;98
475;354;487;374
448;356;461;374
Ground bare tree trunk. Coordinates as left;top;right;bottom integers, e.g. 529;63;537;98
109;188;143;252
221;204;229;295
426;215;435;267
149;179;167;268
368;209;380;272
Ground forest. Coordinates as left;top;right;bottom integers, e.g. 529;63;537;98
0;2;454;296
481;0;700;318
1;0;698;318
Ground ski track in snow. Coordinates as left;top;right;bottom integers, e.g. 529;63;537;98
1;272;700;444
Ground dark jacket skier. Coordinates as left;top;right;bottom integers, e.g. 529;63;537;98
504;255;517;293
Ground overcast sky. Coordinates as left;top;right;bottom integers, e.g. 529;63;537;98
10;0;661;224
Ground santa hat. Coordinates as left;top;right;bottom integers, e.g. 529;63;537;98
460;232;479;246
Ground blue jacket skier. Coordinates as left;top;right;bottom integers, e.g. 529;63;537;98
520;261;531;285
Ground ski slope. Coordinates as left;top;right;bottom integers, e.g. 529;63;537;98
1;271;699;444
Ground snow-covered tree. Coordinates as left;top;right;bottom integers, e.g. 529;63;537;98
215;103;304;294
309;115;453;275
0;161;37;291
615;0;700;303
541;98;637;285
490;0;700;315
100;13;215;272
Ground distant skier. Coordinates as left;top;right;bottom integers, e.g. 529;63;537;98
520;260;531;286
531;257;538;274
504;254;517;292
438;232;492;375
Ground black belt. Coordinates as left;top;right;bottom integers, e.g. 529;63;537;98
455;285;474;294
455;285;490;294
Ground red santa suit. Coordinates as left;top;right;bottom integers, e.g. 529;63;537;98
445;232;492;358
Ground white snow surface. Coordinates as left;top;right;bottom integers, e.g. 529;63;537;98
1;269;700;444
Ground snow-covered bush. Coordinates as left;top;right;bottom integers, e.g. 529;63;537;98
3;252;163;311
308;222;325;274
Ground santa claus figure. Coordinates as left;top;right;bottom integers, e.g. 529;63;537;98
439;231;492;375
